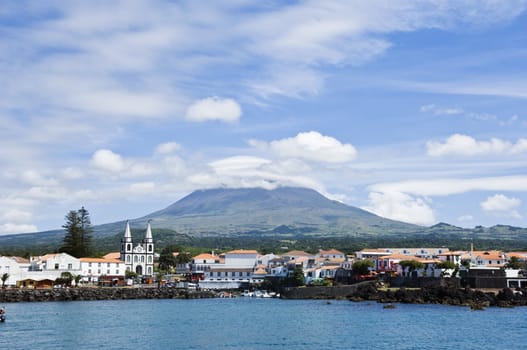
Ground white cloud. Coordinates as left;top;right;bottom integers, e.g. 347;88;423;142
420;104;464;115
481;194;522;219
155;142;181;155
61;167;84;180
185;97;242;123
369;175;527;197
0;208;38;235
457;214;474;222
268;131;357;163
0;223;38;235
91;149;126;173
427;134;527;157
363;191;436;226
20;170;59;187
247;65;325;99
1;209;32;223
128;182;156;195
200;155;326;193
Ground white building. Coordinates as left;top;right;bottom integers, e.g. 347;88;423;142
30;253;81;273
120;221;155;276
199;250;259;289
0;256;30;287
80;257;125;284
318;249;346;260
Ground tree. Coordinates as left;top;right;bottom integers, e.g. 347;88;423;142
505;256;524;270
399;260;424;277
352;259;374;276
436;261;459;278
158;246;177;272
436;261;457;270
125;270;138;280
77;207;93;257
73;274;82;287
1;273;9;289
175;252;192;264
60;207;93;257
289;266;305;287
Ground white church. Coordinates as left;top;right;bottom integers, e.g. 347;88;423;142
120;221;155;277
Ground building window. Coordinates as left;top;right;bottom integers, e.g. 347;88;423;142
126;256;131;263
68;263;73;269
55;263;59;270
141;256;145;263
88;269;92;274
98;263;101;267
107;263;111;267
127;244;131;251
89;262;92;267
148;245;152;252
116;270;119;274
107;270;110;274
134;256;138;263
98;269;101;274
148;256;152;263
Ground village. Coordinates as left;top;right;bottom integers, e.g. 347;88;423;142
1;222;527;292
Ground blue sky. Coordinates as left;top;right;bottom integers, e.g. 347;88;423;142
2;1;527;235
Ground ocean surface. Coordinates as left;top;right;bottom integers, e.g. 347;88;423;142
1;298;526;350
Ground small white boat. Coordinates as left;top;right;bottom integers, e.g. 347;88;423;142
242;290;254;297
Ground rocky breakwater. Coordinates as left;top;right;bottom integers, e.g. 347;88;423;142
349;282;527;308
0;287;217;303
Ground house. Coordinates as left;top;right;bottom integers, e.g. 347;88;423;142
189;253;221;282
472;251;506;267
80;257;125;285
17;277;55;289
199;250;259;289
224;250;258;268
282;250;313;262
318;249;346;261
30;253;81;274
0;256;30;287
356;247;450;260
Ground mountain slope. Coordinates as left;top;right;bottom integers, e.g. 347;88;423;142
138;187;422;236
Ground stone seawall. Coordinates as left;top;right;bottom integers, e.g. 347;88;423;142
0;287;216;303
281;282;527;308
281;282;374;299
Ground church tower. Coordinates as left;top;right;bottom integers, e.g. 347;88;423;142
120;221;155;277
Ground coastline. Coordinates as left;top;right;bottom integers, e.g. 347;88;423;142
282;282;527;308
2;282;527;308
0;287;216;303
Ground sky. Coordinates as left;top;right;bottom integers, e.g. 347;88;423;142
1;0;527;235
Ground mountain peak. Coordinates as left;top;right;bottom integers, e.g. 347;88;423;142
143;186;420;236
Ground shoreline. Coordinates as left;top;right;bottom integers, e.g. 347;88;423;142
2;283;527;308
0;287;216;303
282;282;527;308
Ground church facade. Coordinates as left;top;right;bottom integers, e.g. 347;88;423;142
120;221;155;276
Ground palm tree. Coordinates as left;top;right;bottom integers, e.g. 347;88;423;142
74;274;82;287
1;273;9;289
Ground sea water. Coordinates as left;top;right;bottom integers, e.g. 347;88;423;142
2;298;526;350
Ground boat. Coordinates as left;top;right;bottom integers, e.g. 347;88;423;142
242;290;254;297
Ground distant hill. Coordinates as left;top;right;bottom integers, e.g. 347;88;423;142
1;186;527;253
